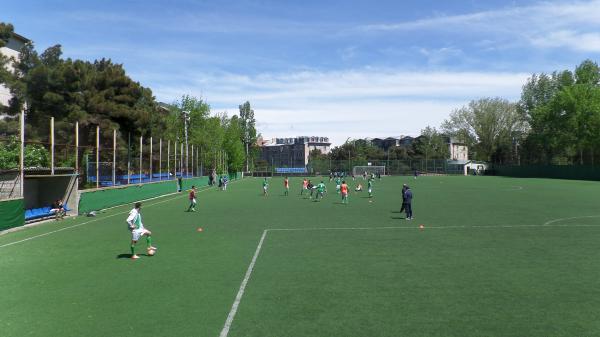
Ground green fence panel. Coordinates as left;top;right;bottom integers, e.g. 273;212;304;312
492;165;600;181
0;198;25;231
78;177;208;214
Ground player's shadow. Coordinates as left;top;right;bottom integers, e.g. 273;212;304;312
391;216;406;220
116;253;152;259
391;211;403;213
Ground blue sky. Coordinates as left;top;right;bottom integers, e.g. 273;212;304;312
4;0;600;144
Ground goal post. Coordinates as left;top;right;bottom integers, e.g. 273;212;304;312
352;165;386;176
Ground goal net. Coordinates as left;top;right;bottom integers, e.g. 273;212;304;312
352;165;386;177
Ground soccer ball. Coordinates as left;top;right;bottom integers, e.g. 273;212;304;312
147;248;156;256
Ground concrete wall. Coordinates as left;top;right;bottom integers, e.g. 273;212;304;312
23;175;77;210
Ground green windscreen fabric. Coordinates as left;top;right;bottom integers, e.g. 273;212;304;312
493;165;600;181
78;177;208;214
0;198;25;231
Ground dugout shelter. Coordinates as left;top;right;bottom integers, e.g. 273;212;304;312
23;167;78;222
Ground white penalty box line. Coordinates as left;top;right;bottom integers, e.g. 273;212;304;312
219;219;600;337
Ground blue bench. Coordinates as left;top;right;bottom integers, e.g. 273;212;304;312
25;203;70;221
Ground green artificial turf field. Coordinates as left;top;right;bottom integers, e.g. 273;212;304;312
2;176;600;337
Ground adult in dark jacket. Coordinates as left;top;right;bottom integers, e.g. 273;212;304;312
404;186;413;220
400;184;408;213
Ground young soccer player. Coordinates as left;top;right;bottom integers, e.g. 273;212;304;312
307;180;314;199
368;178;373;198
50;199;66;220
301;178;308;195
284;176;289;196
126;202;157;260
316;181;327;201
187;185;197;212
262;177;269;197
340;180;349;204
335;177;342;194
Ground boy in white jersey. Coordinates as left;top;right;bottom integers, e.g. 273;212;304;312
126;202;157;260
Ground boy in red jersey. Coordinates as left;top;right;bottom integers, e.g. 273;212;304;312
187;185;197;212
340;180;349;204
301;178;308;195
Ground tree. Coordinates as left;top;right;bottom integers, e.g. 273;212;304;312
442;98;525;162
238;101;257;171
223;115;245;172
414;126;449;161
518;60;600;165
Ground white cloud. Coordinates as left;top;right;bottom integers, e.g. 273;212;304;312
531;30;600;52
358;0;600;53
150;68;529;145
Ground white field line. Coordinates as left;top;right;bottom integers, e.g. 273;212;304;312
0;180;243;249
543;215;600;226
220;219;600;334
219;229;268;337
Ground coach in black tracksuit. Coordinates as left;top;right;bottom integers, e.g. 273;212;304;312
404;186;413;220
400;184;408;212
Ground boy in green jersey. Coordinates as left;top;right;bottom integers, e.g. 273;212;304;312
368;178;373;198
335;177;342;194
126;202;157;260
262;178;269;197
316;181;327;201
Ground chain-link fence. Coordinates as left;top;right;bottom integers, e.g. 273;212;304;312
306;159;463;176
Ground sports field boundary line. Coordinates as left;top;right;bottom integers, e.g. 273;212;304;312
219;229;268;337
219;220;600;335
0;179;244;248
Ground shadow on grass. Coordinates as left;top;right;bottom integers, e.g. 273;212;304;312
391;216;406;220
116;253;153;259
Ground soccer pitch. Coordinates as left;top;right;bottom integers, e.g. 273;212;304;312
2;176;600;337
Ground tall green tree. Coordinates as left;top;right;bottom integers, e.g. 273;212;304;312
238;101;257;171
223;115;245;172
413;126;449;160
442;97;525;162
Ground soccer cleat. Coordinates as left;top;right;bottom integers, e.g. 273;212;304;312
131;254;140;260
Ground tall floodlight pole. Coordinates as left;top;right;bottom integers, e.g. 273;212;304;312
127;132;131;185
174;140;177;177
183;110;190;178
96;126;100;189
149;136;153;182
50;117;55;175
75;122;79;175
191;144;194;177
139;136;143;184
159;139;162;181
180;142;184;177
113;129;116;186
167;140;170;178
19;104;25;197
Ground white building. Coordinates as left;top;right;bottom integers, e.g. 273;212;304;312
448;137;468;161
0;32;29;107
260;136;331;168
